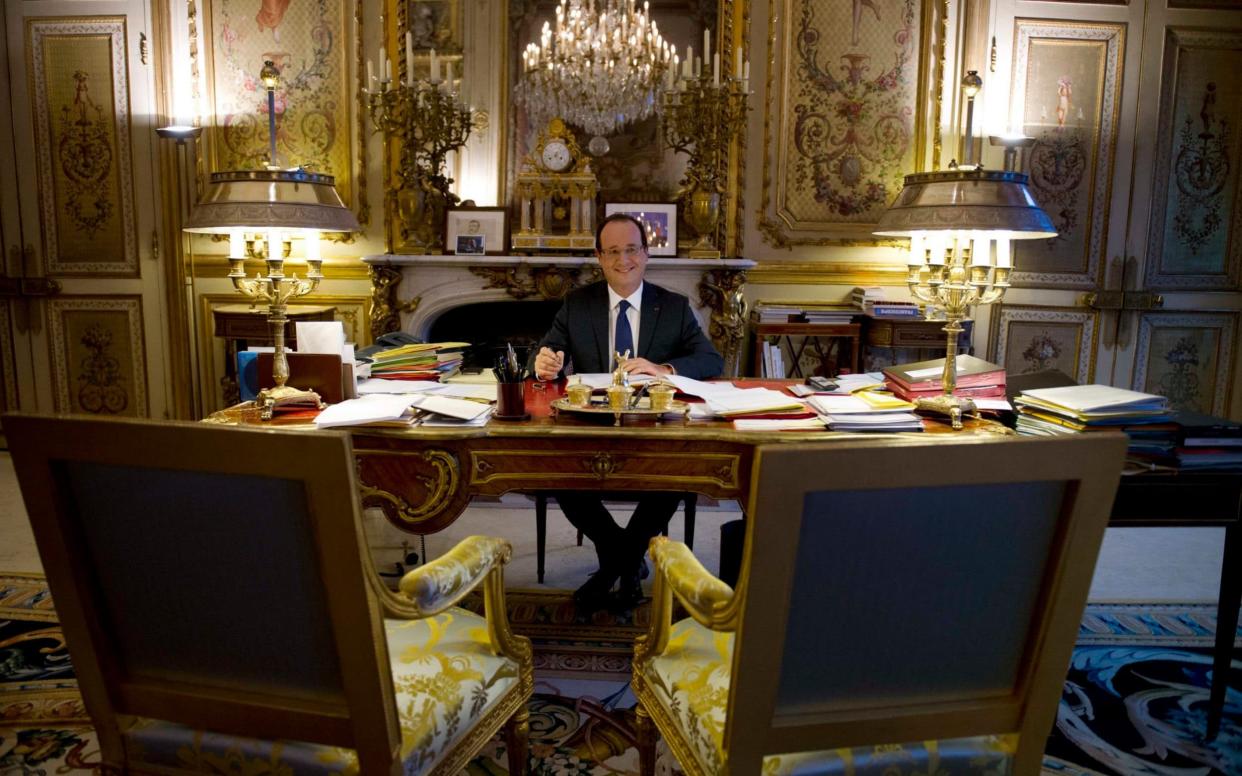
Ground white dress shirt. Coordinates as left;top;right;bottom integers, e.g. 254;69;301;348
606;283;643;363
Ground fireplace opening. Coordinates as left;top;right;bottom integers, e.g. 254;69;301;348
428;300;563;372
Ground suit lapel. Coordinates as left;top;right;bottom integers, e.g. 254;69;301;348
638;284;661;358
590;283;610;370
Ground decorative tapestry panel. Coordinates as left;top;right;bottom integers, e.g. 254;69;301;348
28;18;138;276
205;0;353;206
1009;21;1124;289
48;296;148;417
759;0;935;246
1133;311;1237;415
1144;28;1242;291
989;305;1097;384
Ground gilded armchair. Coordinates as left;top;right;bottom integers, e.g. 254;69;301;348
5;414;533;775
632;434;1126;776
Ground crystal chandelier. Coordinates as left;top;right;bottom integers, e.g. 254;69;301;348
515;0;672;139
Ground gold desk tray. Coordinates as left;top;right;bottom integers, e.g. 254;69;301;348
551;397;690;425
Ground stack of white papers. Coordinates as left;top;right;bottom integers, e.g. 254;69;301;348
315;394;416;428
823;412;924;432
807;395;912;415
665;376;804;416
732;417;828;431
409;394;493;421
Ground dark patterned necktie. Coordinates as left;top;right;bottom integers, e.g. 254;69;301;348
615;299;634;358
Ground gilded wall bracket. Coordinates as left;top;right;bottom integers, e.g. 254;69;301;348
698;269;748;377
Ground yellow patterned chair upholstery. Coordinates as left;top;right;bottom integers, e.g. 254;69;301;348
6;415;534;775
632;434;1127;776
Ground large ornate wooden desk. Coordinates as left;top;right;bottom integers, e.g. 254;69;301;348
209;382;1239;737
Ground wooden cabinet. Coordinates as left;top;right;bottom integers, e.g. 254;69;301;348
862;317;973;372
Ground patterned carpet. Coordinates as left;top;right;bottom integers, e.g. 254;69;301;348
2;573;1239;775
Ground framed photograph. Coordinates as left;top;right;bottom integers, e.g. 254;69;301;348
446;207;507;255
604;203;677;256
456;235;485;255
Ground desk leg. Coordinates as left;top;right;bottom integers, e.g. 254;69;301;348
1208;519;1240;740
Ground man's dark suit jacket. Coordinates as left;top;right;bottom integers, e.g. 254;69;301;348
533;281;723;379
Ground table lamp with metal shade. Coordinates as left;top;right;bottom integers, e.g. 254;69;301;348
183;61;360;419
873;72;1056;428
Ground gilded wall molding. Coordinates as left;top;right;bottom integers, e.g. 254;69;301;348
746;261;908;285
191;255;373;280
355;0;370;227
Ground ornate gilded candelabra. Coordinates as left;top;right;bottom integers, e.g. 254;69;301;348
903;216;1012;428
367;64;475;253
662;57;748;258
226;220;325;419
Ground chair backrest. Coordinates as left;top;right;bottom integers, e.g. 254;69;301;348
5;414;400;772
723;433;1126;775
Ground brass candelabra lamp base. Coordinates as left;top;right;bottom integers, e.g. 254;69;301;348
915;392;977;431
256;385;325;421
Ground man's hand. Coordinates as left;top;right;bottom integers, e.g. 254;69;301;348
620;357;673;377
534;347;565;381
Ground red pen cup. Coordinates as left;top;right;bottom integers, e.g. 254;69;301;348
496;380;527;419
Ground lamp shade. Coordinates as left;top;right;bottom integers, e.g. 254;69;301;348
183;169;361;234
874;168;1055;239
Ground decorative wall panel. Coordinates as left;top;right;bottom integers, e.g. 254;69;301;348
989;305;1098;384
1133;311;1236;415
205;0;353;205
28;18;138;276
759;0;936;246
1008;21;1124;288
48;296;148;417
1144;28;1242;291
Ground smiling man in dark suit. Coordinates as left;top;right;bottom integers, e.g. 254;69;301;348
532;213;723;613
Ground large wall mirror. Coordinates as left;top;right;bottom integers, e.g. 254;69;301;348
378;0;743;254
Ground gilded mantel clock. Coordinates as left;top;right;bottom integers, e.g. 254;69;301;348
512;118;598;252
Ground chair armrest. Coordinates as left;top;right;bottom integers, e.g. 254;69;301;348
636;537;736;667
651;537;734;625
396;534;511;616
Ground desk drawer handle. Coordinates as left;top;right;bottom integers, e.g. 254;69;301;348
586;452;617;479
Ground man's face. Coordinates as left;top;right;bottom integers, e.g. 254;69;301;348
597;219;649;296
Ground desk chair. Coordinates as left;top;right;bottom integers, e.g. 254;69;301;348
632;433;1126;776
6;415;533;776
534;493;696;583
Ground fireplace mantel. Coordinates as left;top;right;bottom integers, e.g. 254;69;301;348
362;254;756;375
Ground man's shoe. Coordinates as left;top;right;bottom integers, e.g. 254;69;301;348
572;571;616;615
612;572;646;611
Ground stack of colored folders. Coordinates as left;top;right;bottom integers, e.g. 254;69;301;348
883;354;1007;403
368;341;469;381
1014;385;1177;465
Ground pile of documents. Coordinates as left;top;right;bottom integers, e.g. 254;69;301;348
314;389;493;429
883;355;1007;403
1013;386;1176;467
806;394;923;432
851;287;921;318
368;341;469;381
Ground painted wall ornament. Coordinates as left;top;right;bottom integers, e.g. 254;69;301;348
1171;82;1230;255
58;71;115;237
792;0;914;220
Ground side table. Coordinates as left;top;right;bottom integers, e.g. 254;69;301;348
750;320;862;377
212;304;337;408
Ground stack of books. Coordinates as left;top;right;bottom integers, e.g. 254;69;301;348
851;287;922;318
800;304;857;324
759;340;786;378
1173;411;1242;470
1013;386;1175;462
752;304;805;323
882;355;1007;403
368;341;469;381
